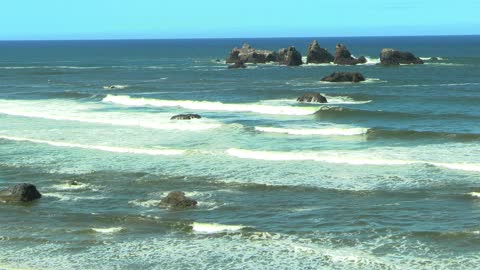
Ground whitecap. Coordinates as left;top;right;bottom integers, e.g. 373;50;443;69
255;126;368;136
191;222;246;233
225;148;480;172
91;227;124;234
103;94;320;116
103;84;129;90
0;99;221;131
0;136;185;156
468;192;480;198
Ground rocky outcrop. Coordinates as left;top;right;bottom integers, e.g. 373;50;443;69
306;40;334;64
297;93;328;103
228;61;247;69
333;44;367;65
277;46;303;66
380;48;424;65
160;191;197;208
0;183;42;203
226;43;277;64
321;72;365;83
170;114;202;120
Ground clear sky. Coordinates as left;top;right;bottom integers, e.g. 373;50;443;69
2;0;479;40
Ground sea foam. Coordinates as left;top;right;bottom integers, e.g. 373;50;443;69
0;136;185;156
255;126;368;136
191;222;246;233
0;99;221;131
225;148;480;172
102;95;320;116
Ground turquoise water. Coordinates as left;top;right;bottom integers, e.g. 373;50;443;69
0;36;480;269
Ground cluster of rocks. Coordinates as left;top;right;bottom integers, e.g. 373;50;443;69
226;43;303;68
226;40;424;68
0;183;198;210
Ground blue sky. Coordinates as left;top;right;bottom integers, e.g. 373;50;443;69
1;0;479;40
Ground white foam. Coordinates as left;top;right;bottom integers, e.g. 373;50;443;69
420;57;445;60
0;99;221;131
129;199;162;208
255;126;368;136
191;222;246;233
103;85;129;90
103;95;319;116
0;136;185;156
468;192;480;198
260;96;371;105
51;182;95;191
226;148;480;172
91;227;124;234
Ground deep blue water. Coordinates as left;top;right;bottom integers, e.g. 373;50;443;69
0;36;480;269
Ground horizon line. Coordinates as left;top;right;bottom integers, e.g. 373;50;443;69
0;34;479;42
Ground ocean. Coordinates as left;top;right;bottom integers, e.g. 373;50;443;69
0;36;479;269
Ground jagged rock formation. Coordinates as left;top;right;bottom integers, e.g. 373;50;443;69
333;44;367;65
380;48;424;65
306;40;334;64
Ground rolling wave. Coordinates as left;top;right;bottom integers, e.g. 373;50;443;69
103;94;320;116
0;99;221;131
0;136;185;156
314;106;479;120
255;126;368;136
225;148;480;172
366;128;480;141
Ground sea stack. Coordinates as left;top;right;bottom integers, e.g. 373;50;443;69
380;48;424;65
333;43;367;65
226;43;277;64
306;40;334;64
277;46;303;66
321;72;365;83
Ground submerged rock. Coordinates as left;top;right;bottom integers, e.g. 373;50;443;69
170;114;202;120
321;72;365;83
160;191;197;208
228;61;247;69
306;40;334;64
226;43;277;64
297;93;328;103
380;48;424;65
0;183;42;203
333;44;367;65
277;46;303;66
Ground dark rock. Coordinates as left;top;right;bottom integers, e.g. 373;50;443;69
226;43;277;64
297;93;328;103
321;72;366;83
0;183;42;203
429;57;439;61
380;48;424;65
277;46;303;66
357;56;367;64
333;44;366;65
170;114;202;120
160;191;197;208
306;40;334;64
67;180;81;186
228;61;247;69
